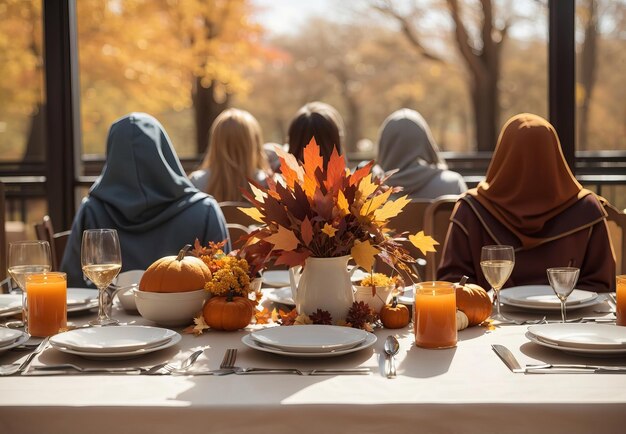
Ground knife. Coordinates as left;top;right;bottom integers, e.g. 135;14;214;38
491;344;626;374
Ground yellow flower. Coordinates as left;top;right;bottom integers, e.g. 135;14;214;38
321;223;337;238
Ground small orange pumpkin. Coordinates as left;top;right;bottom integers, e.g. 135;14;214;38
380;297;410;329
455;280;492;326
139;245;211;293
203;291;255;331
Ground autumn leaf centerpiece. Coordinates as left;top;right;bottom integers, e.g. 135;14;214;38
237;139;438;323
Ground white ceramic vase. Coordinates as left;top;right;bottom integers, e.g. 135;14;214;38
289;255;355;323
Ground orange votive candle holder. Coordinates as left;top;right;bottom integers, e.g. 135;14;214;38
617;275;626;327
26;272;67;337
414;281;457;349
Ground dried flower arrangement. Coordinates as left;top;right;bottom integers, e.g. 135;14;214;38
237;139;438;279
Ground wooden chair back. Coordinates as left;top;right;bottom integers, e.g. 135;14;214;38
218;201;258;228
226;223;251;248
605;204;626;275
423;195;460;281
33;215;71;271
0;181;6;282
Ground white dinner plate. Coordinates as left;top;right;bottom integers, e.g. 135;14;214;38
0;328;24;347
525;332;626;356
527;323;626;349
262;270;291;287
50;332;181;360
500;286;599;311
0;331;30;354
0;294;22;317
242;331;377;358
66;288;97;306
250;325;368;353
264;286;294;306
397;286;415;305
51;326;178;353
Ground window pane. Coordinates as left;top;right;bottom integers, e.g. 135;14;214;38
0;0;47;240
239;0;547;156
576;0;626;209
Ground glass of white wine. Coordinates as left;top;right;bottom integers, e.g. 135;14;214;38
480;245;515;324
81;229;122;326
547;267;580;323
7;241;52;331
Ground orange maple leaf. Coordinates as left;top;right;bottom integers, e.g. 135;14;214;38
265;225;301;252
302;137;323;177
255;307;272;325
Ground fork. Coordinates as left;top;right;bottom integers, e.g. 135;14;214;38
214;348;369;375
145;349;204;375
31;364;146;374
0;337;49;376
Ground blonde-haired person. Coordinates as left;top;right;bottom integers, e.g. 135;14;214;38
189;108;270;202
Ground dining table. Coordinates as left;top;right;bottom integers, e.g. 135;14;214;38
0;290;625;434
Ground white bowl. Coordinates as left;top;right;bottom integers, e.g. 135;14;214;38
114;270;145;313
135;289;209;327
353;285;394;313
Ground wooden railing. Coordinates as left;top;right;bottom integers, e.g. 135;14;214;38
2;151;626;223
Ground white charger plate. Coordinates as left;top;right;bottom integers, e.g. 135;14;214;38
500;285;598;308
527;323;626;349
525;332;626;356
0;328;24;347
250;325;368;353
0;294;22;317
51;326;178;353
264;286;294;306
0;331;30;354
243;332;377;358
50;332;181;360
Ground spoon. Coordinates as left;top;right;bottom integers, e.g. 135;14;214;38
383;335;400;378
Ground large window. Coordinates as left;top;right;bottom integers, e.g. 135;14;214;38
0;0;47;237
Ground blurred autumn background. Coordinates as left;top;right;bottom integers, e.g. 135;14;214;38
0;1;624;191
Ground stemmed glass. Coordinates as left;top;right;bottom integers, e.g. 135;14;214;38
81;229;122;326
547;267;580;323
480;245;515;324
7;241;52;330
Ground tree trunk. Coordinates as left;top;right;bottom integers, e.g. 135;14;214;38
578;0;598;151
343;94;361;153
471;71;499;151
23;103;47;164
192;78;229;156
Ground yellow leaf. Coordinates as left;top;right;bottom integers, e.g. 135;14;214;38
250;183;266;203
265;225;301;251
237;207;265;223
303;173;317;199
337;190;350;216
350;239;380;273
373;195;411;221
322;223;337;238
408;231;439;255
357;174;377;200
360;189;392;217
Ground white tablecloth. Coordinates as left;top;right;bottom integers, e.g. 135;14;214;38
1;299;625;434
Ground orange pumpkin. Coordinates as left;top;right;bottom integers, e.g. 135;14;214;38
139;245;211;293
203;292;255;331
455;282;492;326
380;297;410;329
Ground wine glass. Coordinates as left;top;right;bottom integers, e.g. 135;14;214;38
7;241;52;331
547;267;580;323
480;245;515;324
81;229;122;326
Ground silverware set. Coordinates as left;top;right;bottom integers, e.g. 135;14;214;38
184;348;370;376
492;344;626;374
